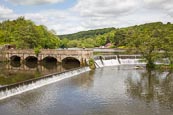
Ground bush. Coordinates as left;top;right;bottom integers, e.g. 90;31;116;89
89;58;96;69
34;47;41;57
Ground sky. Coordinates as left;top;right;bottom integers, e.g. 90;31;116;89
0;0;173;35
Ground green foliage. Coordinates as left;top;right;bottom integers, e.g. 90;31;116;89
67;40;79;47
59;22;173;50
114;30;126;46
0;17;60;49
59;27;115;40
59;28;115;48
125;22;173;69
89;58;96;69
34;47;41;56
60;38;69;48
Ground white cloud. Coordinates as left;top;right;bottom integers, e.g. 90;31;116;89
144;0;172;8
67;0;141;33
26;0;173;34
144;0;166;4
23;9;84;34
0;5;17;21
0;5;13;15
1;0;173;34
115;8;173;27
6;0;64;5
143;0;173;16
143;0;173;10
73;0;139;17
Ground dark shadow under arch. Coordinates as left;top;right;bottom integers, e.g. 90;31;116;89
24;56;38;68
10;55;21;62
62;57;80;69
42;56;58;63
42;62;57;70
25;56;38;62
41;56;58;70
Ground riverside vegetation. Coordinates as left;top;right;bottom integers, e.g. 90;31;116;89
1;17;173;69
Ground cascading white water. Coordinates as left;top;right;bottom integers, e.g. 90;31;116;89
155;58;170;65
102;59;120;66
94;55;120;68
95;60;104;68
0;67;91;100
95;59;120;68
119;59;146;65
94;55;147;68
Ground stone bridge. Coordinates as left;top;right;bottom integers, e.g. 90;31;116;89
3;49;93;65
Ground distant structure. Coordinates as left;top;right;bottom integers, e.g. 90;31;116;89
0;44;16;50
99;43;113;48
0;44;16;61
104;43;112;48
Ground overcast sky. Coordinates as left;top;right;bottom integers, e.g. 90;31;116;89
0;0;173;34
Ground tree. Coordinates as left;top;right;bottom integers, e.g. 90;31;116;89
60;38;69;48
67;40;78;48
127;29;162;69
160;27;173;67
113;30;126;46
34;46;41;57
0;17;61;49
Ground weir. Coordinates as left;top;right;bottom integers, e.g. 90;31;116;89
94;55;146;67
0;67;91;100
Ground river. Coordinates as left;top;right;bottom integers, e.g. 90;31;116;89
0;62;80;87
0;65;173;115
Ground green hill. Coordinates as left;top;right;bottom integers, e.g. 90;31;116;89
59;27;115;40
59;22;173;48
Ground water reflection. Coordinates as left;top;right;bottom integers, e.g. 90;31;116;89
25;61;38;68
126;69;173;109
10;61;21;67
70;70;95;88
41;62;57;70
62;62;80;70
0;61;80;86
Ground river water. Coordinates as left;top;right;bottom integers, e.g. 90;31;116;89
0;65;172;115
0;62;80;87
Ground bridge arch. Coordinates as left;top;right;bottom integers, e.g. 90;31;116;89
24;56;38;68
10;55;21;61
25;56;38;62
42;56;58;63
62;57;80;69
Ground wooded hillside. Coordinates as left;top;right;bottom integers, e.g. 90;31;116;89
59;22;173;49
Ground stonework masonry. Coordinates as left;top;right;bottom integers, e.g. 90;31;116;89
3;49;93;65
